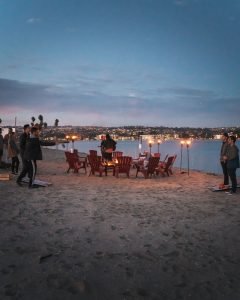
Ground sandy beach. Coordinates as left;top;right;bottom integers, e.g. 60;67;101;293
0;148;240;300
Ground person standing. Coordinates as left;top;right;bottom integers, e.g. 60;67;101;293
19;124;30;174
17;127;42;188
0;128;4;166
220;132;229;188
101;133;117;161
19;124;30;162
8;131;20;174
223;136;239;194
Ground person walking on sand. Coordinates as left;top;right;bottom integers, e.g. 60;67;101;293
19;124;30;163
19;124;30;174
17;126;42;188
8;131;20;175
223;135;239;194
219;132;229;188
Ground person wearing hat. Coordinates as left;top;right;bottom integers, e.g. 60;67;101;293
219;132;229;188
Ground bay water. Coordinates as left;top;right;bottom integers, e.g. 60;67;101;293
56;139;240;175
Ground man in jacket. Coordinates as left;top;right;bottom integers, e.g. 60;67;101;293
223;135;239;194
17;126;42;188
220;132;229;188
19;124;30;162
0;128;3;166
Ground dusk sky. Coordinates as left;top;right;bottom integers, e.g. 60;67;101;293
0;0;239;127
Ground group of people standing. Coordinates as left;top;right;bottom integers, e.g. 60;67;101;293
220;133;239;194
0;125;42;188
0;127;20;174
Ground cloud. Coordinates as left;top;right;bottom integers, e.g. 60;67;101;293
0;77;239;127
26;18;41;24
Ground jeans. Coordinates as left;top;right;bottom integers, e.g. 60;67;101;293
228;168;237;193
11;156;19;173
221;161;229;185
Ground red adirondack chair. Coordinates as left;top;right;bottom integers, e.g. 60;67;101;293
65;151;87;174
89;150;97;156
115;156;132;178
88;155;104;177
156;155;177;176
136;156;160;179
112;151;123;159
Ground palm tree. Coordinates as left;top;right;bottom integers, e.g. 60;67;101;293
54;119;59;127
54;119;59;149
43;122;48;129
0;118;2;125
38;115;44;130
31;116;35;127
38;115;43;125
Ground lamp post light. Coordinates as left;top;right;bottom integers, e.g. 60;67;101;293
186;140;191;176
149;140;153;156
180;140;191;175
157;139;161;154
180;140;185;173
138;135;142;156
66;135;70;151
71;135;77;150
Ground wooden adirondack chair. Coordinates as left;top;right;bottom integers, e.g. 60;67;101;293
156;155;177;176
112;151;123;159
88;155;104;177
89;150;97;156
115;156;132;178
136;156;160;179
65;151;87;174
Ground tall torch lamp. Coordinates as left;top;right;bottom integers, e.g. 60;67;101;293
71;135;77;150
180;140;185;173
66;135;70;151
186;140;191;176
148;140;153;156
157;139;161;154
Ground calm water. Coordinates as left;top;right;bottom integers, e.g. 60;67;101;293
55;140;240;175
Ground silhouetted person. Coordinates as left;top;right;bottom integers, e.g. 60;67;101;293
19;124;30;163
101;133;116;161
0;128;3;166
220;132;229;187
223;135;239;194
8;131;20;174
17;127;42;188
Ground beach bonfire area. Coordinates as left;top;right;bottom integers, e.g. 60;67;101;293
1;148;240;300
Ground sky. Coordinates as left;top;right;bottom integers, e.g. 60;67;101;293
0;0;239;127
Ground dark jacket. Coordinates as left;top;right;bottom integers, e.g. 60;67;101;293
226;144;239;169
101;138;116;152
19;132;29;157
24;137;42;161
220;141;229;162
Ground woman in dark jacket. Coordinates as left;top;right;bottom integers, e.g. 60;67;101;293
223;136;239;194
17;127;42;188
101;133;116;161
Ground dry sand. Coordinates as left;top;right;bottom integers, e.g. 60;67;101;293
0;148;240;300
